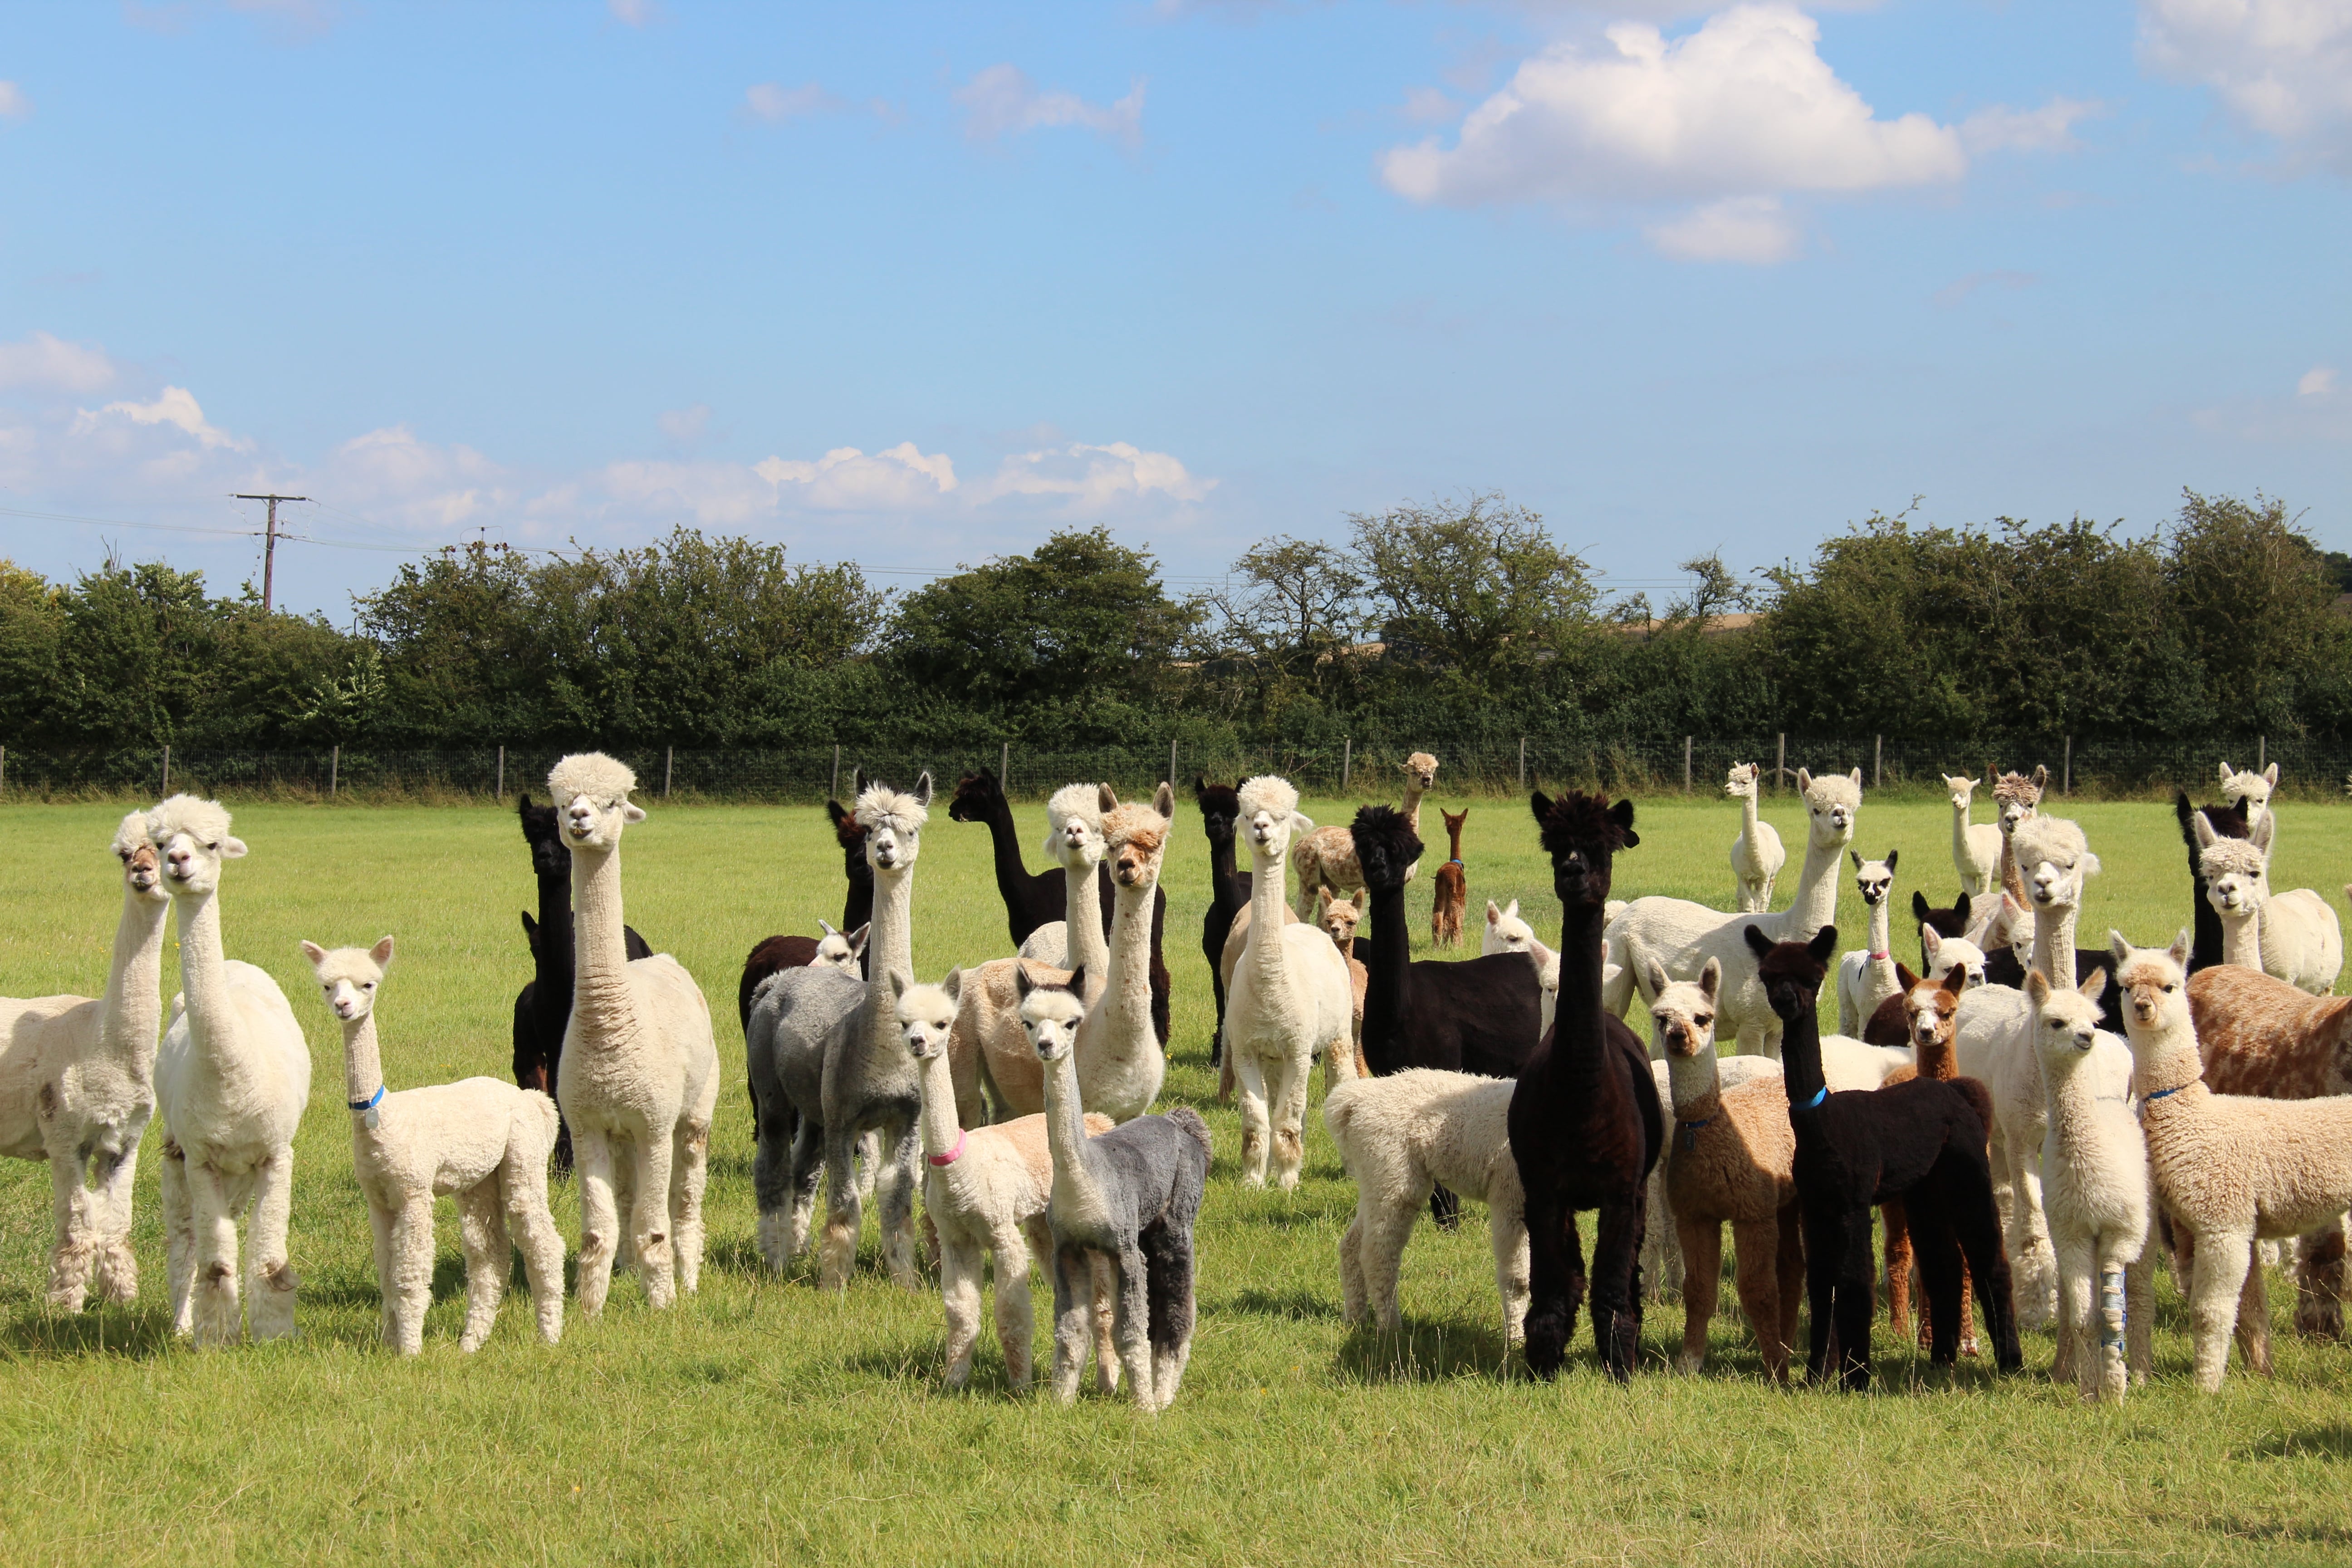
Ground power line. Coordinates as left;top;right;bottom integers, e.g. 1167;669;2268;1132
0;504;261;540
231;493;309;613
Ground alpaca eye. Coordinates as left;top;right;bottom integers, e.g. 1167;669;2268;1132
1694;1016;1712;1030
363;982;376;990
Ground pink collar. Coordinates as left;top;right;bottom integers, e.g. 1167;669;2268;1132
928;1128;966;1167
1868;951;1889;962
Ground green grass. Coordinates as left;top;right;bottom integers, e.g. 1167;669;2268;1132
4;790;2352;1566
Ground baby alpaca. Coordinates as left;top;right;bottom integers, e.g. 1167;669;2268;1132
1025;968;1210;1411
304;938;565;1353
1725;762;1786;914
1315;888;1370;1081
1325;1068;1528;1343
1430;807;1469;948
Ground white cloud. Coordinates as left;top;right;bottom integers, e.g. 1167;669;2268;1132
657;403;711;443
1400;86;1459;124
0;332;114;394
0;81;29;122
594;460;784;525
756;443;960;509
744;82;845;123
320;426;507;530
2302;365;2340;396
954;64;1146;147
2140;0;2352;171
980;442;1212;507
1960;96;2104;154
1642;195;1800;261
74;386;249;451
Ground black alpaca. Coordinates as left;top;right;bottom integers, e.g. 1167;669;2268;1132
948;766;1173;1047
1507;790;1662;1382
2174;789;2252;973
1196;779;1252;1067
1910;888;1971;970
735;791;875;1140
1748;924;2020;1390
510;793;652;1169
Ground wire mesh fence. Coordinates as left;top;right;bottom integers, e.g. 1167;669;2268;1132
3;732;2348;804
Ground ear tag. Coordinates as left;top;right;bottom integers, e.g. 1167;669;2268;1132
364;1105;381;1131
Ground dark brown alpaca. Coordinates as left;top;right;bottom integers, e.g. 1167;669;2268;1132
1430;807;1468;948
1508;790;1662;1381
1196;779;1251;1066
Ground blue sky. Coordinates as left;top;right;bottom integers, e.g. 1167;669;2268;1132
0;0;2345;618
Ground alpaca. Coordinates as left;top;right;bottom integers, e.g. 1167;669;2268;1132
1724;762;1786;914
1430;807;1469;948
1754;925;2020;1389
1484;899;1534;956
1324;1068;1529;1344
1647;957;1805;1380
546;754;720;1314
149;796;312;1345
892;969;1115;1391
1874;965;1975;1351
2026;967;2153;1402
1991;767;2047;904
0;813;169;1311
1510;790;1662;1381
2112;930;2352;1392
1195;779;1251;1065
2193;808;2343;994
1226;776;1355;1188
1292;751;1439;916
1315;889;1370;1081
1834;850;1902;1038
1941;774;2003;898
1862;925;1989;1047
735;924;866;1139
2219;760;2278;829
736;787;874;1037
510;793;656;1170
1024;966;1210;1411
303;937;565;1354
1912;888;1975;968
1604;769;1861;1058
2173;791;2250;973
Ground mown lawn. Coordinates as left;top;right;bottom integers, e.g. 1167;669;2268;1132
4;786;2352;1566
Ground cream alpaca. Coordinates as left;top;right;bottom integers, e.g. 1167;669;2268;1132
1834;850;1902;1037
1724;761;1785;914
2192;810;2342;994
303;937;565;1353
1314;888;1369;1083
1290;752;1439;915
2112;930;2352;1392
1013;783;1112;985
546;753;720;1313
962;784;1111;1123
1225;775;1354;1188
1324;1068;1528;1343
1069;785;1175;1120
1942;774;2003;898
2025;967;2151;1402
2219;760;2278;829
149;795;312;1345
0;813;169;1311
1483;898;1533;956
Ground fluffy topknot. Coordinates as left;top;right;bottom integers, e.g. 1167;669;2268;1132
1102;797;1170;854
2011;814;2092;871
111;810;152;857
548;752;637;809
1993;767;2046;807
1350;804;1424;891
1194;778;1240;818
1046;783;1102;837
855;777;931;833
1800;769;1862;811
149;794;233;844
1237;774;1299;821
2199;837;2268;882
1532;789;1637;858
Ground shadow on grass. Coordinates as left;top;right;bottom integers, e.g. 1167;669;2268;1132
4;1304;178;1360
2243;1425;2352;1460
1225;1285;1341;1322
1333;1319;1518;1383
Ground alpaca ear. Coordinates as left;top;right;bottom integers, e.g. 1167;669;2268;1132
1896;961;1921;994
1850;850;1861;871
1698;956;1721;1003
1885;847;1898;874
2190;812;2217;850
299;940;326;966
846;923;870;956
889;970;916;1004
941;966;963;1004
1291;811;1315;834
1013;960;1036;999
1921;923;1942;960
1795;768;1813;793
371;935;395;965
1153;781;1175;819
818;918;838;938
1641;956;1669;1001
1504;898;1520;920
1953;890;1970;924
1098;784;1120;814
1486;900;1502;927
1317;887;1333;911
2079;967;2107;1003
1849;768;1863;789
2108;929;2132;965
621;803;647;824
912;772;934;808
519;910;539;953
1743;925;1773;960
854;767;869;798
2219;762;2234;787
1065;964;1086;997
2025;970;2049;1006
2032;765;2048;791
1911;890;1932;923
2170;928;2193;968
2251;812;2275;855
1610;798;1637;846
221;836;248;858
1529;790;1553;825
2264;763;2279;787
1807;924;1839;964
2080;851;2101;878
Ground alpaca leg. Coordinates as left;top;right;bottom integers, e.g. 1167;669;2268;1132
1208;970;1227;1068
669;1116;711;1298
1233;1050;1273;1188
1520;1190;1585;1380
612;1146;638;1278
2293;1215;2347;1340
1090;1251;1122;1396
91;1135;144;1305
991;1225;1039;1391
1773;1201;1806;1383
455;1183;509;1352
1832;1209;1877;1392
786;1113;825;1260
1269;1050;1312;1191
873;1121;922;1290
1644;1166;1683;1305
1798;1202;1842;1383
161;1142;196;1336
939;1235;985;1390
1145;1225;1197;1409
1493;1200;1531;1347
1216;1043;1236;1107
2234;1240;2274;1378
2125;1248;2154;1385
367;1199;396;1344
386;1194;436;1356
1910;1198;1965;1367
2093;1240;2131;1406
1361;1190;1422;1336
244;1147;299;1343
817;1120;868;1290
630;1137;677;1308
1590;1195;1646;1383
44;1152;97;1313
1112;1243;1157;1409
1879;1199;1912;1347
573;1129;621;1317
185;1162;245;1348
1677;1216;1722;1374
2003;1147;2058;1331
2052;1227;2094;1400
503;1166;567;1346
1049;1246;1091;1406
2187;1229;2253;1392
1939;1155;2023;1372
1338;1209;1368;1328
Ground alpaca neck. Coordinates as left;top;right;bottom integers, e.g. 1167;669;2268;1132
1445;821;1464;861
914;1049;964;1155
1865;895;1891;966
862;863;916;1035
1781;826;1844;930
1777;995;1829;1110
1916;1028;1957;1080
1401;779;1427;835
342;1012;384;1112
2188;870;2225;972
2031;890;2078;992
843;862;873;935
1039;1044;1104;1214
170;891;236;1061
1949;800;1972;863
567;842;638;1043
98;891;170;1074
2219;903;2263;971
1208;830;1241;906
1244;842;1292;986
1999;828;2027;906
533;866;573;1009
1062;856;1109;994
2131;1012;2205;1100
978;791;1031;906
1666;1047;1722;1122
1362;877;1408;1074
1552;895;1611;1088
1741;790;1762;842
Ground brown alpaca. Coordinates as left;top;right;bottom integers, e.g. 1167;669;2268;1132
1429;807;1469;948
1877;965;1979;1354
1991;767;2048;906
1290;752;1439;916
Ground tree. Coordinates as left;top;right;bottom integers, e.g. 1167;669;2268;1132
1349;493;1598;683
2163;490;2342;735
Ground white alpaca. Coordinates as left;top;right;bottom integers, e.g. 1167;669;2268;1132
1483;898;1533;956
149;796;311;1345
2193;810;2343;994
1225;775;1353;1188
1324;1068;1528;1343
302;937;565;1353
1013;784;1112;982
2219;761;2278;830
1834;850;1902;1038
2026;967;2151;1403
2113;929;2352;1392
0;813;169;1310
964;784;1113;1124
1603;768;1860;1058
547;753;719;1314
1724;762;1785;914
1073;785;1176;1120
1942;774;2003;899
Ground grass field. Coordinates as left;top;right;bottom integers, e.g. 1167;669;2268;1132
5;786;2352;1566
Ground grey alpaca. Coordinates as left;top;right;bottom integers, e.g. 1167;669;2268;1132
1021;965;1211;1411
746;771;932;1285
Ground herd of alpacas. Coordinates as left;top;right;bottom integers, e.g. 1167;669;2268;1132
7;748;2352;1408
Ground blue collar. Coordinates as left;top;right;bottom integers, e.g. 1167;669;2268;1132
348;1085;386;1112
2143;1083;2185;1103
1677;1114;1712;1151
1800;1085;1828;1110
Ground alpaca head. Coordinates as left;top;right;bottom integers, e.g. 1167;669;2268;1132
826;799;871;884
1195;778;1241;847
516;793;571;879
1912;887;1971;936
947;768;1004;826
1400;753;1439;797
1639;950;1720;1061
1440;806;1468;854
814;919;868;973
856;772;933;874
2026;965;2109;1070
1041;784;1107;873
1850;848;1897;910
1796;769;1861;851
2220;761;2278;826
548;753;643;854
1898;963;1965;1056
147;794;246;898
1992;767;2046;837
1315;887;1361;950
1940;773;1979;812
1236;775;1310;866
299;935;395;1023
2192;809;2272;916
1977;892;2031;967
1100;782;1175;890
112;811;166;903
1349;804;1424;893
1014;960;1088;1062
1743;924;1839;1022
1918;925;1988;991
1531;789;1638;911
1723;762;1761;801
889;967;963;1062
2109;929;2193;1039
2010;815;2098;914
1485;898;1533;955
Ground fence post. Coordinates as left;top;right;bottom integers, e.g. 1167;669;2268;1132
1168;738;1177;787
2063;735;2072;796
1774;733;1784;794
663;745;674;798
1000;742;1010;791
1873;735;1882;790
496;745;505;799
1518;736;1527;794
160;745;170;795
1;744;6;795
1683;735;1692;794
2259;735;2265;773
330;744;339;798
831;745;841;801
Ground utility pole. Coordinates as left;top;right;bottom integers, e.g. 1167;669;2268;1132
234;493;309;614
